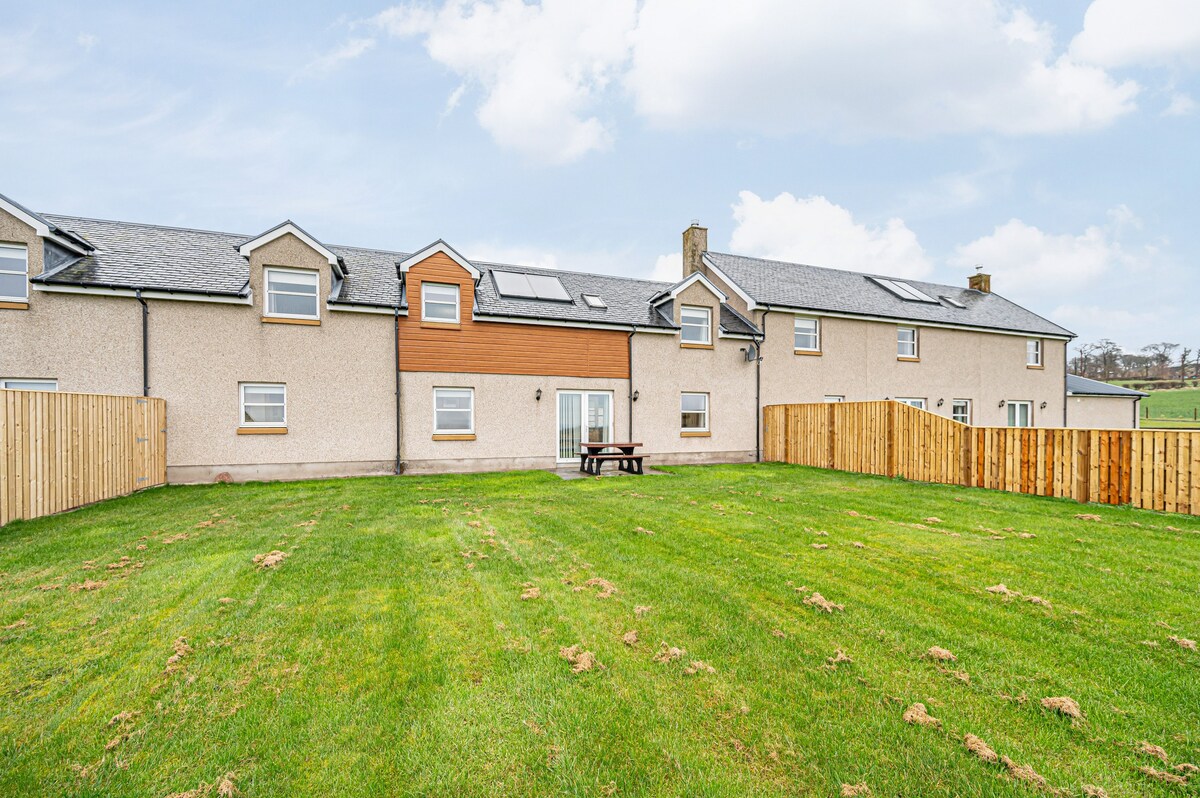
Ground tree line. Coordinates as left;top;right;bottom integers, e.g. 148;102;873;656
1071;340;1199;383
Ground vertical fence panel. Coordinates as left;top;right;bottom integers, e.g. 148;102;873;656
0;390;167;526
763;400;1200;517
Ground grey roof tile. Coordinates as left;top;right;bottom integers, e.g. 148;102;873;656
705;251;1074;338
1066;374;1148;397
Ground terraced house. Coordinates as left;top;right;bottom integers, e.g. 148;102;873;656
0;191;1079;482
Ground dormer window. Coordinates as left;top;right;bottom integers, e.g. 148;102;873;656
0;243;28;304
680;305;711;346
422;282;460;323
264;267;318;321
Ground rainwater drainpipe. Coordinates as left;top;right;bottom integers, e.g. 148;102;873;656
627;326;637;439
394;303;403;475
136;289;149;397
756;305;773;462
1062;343;1069;427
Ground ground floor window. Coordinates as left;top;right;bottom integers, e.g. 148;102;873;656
681;392;709;432
824;395;844;403
240;383;286;427
1;378;57;391
895;397;926;410
951;399;971;424
434;388;474;434
1007;400;1032;428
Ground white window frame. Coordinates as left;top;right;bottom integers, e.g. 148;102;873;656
422;282;460;323
951;399;971;424
896;397;926;410
433;387;474;435
824;395;844;403
1;378;57;391
794;317;820;352
1026;339;1042;367
240;383;287;428
263;267;319;321
1007;400;1033;428
0;243;29;302
680;392;709;432
679;305;712;345
897;327;919;359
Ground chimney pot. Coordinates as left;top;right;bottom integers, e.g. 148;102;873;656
682;221;708;279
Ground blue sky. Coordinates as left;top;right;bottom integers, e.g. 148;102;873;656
2;1;1198;351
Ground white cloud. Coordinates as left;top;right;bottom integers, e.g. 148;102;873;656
291;37;376;83
650;252;682;282
628;0;1138;138
1070;0;1200;68
76;33;98;51
949;213;1141;298
1164;92;1198;116
375;0;637;164
728;191;933;278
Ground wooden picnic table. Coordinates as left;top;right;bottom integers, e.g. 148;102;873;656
579;441;645;475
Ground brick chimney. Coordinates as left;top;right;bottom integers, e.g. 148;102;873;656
968;266;991;293
682;220;708;278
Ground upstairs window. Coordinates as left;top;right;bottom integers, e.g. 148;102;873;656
264;268;319;320
1026;339;1042;367
0;243;28;303
240;383;286;428
422;282;460;323
897;327;918;359
680;306;711;345
794;317;820;352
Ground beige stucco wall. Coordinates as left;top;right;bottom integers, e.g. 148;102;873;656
755;311;1068;428
0;211;142;394
1067;395;1139;429
628;282;758;464
399;371;630;473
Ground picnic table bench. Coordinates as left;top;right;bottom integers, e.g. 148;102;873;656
579;441;645;476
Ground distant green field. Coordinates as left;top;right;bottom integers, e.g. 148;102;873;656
1140;417;1200;430
1141;386;1200;422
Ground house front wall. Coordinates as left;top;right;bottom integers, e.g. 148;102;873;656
755;311;1068;427
0;210;142;395
1067;395;1139;429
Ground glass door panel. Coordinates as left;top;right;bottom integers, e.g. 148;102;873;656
558;392;582;461
586;393;611;444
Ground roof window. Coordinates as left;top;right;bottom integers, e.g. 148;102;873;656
581;293;607;309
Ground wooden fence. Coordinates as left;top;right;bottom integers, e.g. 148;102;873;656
1;389;167;526
763;401;1200;516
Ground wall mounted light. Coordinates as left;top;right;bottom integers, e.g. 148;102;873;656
1039;401;1048;409
998;400;1006;408
936;398;944;407
535;388;542;402
632;390;640;402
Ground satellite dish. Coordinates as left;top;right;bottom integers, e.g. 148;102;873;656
744;343;758;362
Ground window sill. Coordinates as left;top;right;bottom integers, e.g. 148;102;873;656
433;433;475;441
1026;365;1044;370
794;349;821;356
680;430;711;437
262;316;320;326
421;321;461;330
897;356;921;362
680;342;714;350
237;427;288;435
0;301;29;310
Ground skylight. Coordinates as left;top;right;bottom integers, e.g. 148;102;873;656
940;295;966;309
581;293;607;309
869;277;939;304
492;270;571;301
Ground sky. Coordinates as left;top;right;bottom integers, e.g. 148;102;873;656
2;0;1198;352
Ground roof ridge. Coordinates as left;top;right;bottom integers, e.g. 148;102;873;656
708;249;973;295
42;212;251;240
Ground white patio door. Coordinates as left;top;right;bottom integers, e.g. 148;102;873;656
557;391;613;462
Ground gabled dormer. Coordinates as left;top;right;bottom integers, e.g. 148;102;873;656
0;191;95;310
398;240;480;330
239;221;344;327
651;271;728;350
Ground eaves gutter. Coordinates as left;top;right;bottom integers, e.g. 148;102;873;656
31;276;248;300
474;310;678;333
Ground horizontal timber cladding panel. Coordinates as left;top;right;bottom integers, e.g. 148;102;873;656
1;389;167;526
762;400;1200;516
398;253;630;379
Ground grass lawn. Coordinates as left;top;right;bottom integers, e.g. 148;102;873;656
2;464;1198;797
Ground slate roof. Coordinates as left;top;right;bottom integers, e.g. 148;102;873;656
704;251;1074;338
1066;374;1148;397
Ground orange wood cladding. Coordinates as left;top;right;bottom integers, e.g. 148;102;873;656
398;253;630;379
